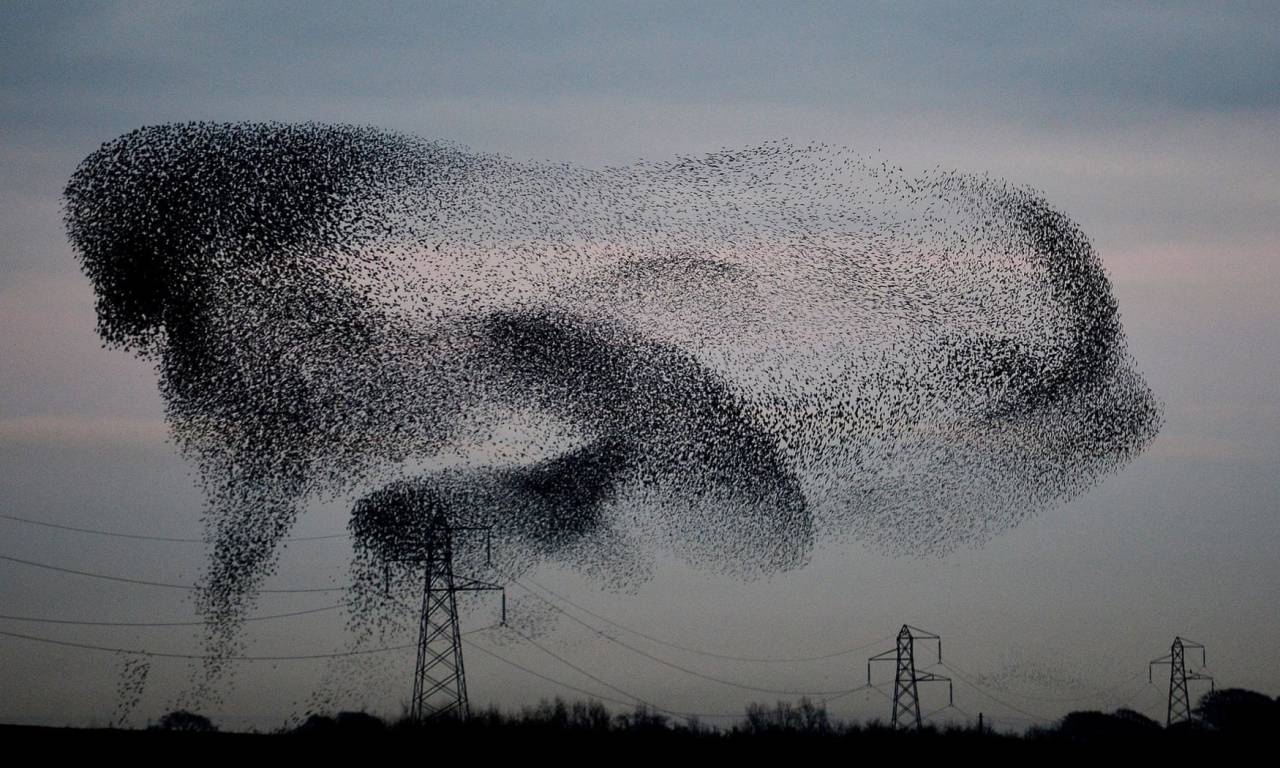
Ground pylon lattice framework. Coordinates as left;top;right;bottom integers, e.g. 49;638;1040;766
868;624;953;729
395;511;504;722
1149;636;1213;727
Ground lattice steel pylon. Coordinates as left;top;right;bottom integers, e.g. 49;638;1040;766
1149;636;1213;727
398;511;504;722
868;625;953;729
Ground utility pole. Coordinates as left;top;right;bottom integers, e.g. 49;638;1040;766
396;510;505;722
1149;636;1213;727
868;624;953;729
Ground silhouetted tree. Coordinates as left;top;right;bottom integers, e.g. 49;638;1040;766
294;714;337;733
614;704;669;732
1193;688;1277;734
521;697;571;728
743;698;832;734
514;697;613;731
293;711;386;734
152;709;217;732
1055;709;1160;742
1112;708;1160;729
569;700;612;731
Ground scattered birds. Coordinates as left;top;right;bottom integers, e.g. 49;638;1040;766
111;653;151;727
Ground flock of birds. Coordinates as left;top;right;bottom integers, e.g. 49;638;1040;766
65;122;1160;687
111;654;150;727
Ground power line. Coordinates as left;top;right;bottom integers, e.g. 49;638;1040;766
489;627;750;720
7;513;869;679
936;660;1149;705
0;625;497;661
522;576;894;663
461;637;640;711
0;603;345;627
514;580;863;697
500;626;654;709
0;512;345;543
391;596;744;720
1;516;1201;725
0;628;406;660
384;599;748;721
0;640;671;730
0;552;344;593
938;661;1051;723
816;682;872;704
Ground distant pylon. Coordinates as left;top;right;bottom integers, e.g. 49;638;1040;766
1149;636;1213;727
397;511;504;722
868;625;953;729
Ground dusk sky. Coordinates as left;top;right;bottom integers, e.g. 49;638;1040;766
1;2;1277;730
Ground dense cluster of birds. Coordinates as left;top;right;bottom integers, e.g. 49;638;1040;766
64;122;1161;672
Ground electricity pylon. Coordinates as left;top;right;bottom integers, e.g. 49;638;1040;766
1149;636;1213;727
396;511;504;722
868;624;953;729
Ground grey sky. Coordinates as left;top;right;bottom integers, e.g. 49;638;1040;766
1;1;1277;730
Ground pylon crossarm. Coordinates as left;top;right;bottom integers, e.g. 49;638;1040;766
1179;640;1207;665
900;626;943;663
1149;657;1171;683
867;651;897;684
903;625;940;640
912;673;953;704
452;577;504;591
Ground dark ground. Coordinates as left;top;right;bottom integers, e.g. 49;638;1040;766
7;689;1274;754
